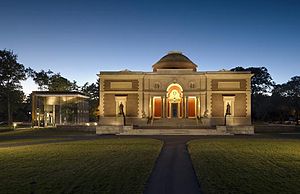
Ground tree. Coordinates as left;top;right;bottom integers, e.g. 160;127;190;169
231;66;275;122
231;66;274;95
48;73;73;91
275;76;300;125
31;70;78;92
71;80;79;91
30;69;53;90
81;80;99;121
0;50;26;126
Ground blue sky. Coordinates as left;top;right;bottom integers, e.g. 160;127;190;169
1;0;299;94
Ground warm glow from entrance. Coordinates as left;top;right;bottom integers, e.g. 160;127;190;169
166;83;183;92
153;97;162;118
169;89;181;103
188;97;196;118
167;83;183;118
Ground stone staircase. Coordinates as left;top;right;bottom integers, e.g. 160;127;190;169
117;118;230;135
119;128;230;135
96;118;235;135
136;118;213;129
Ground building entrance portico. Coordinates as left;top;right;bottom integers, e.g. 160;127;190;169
151;82;200;119
151;83;184;119
167;83;183;118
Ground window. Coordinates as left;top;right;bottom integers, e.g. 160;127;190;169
189;82;195;89
154;82;160;89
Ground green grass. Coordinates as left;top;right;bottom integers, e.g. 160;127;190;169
0;138;69;144
188;139;300;194
0;127;14;132
0;138;162;194
0;127;93;137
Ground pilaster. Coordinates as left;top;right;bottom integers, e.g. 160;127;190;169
206;77;212;118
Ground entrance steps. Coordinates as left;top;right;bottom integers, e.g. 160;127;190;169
119;128;230;135
135;118;212;129
97;118;241;135
126;118;223;135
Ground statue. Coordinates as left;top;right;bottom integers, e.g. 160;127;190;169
119;102;126;126
226;103;231;116
119;102;124;115
203;110;208;118
224;103;231;126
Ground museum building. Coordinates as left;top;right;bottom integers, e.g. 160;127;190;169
98;52;253;127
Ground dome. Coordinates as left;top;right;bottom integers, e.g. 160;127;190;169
152;51;198;72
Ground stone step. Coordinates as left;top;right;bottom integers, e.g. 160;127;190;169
136;125;214;129
136;118;210;129
119;129;231;136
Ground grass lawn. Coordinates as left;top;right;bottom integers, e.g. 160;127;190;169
0;138;70;145
0;138;162;194
188;139;300;194
0;127;93;137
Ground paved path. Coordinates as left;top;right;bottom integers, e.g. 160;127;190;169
144;136;202;194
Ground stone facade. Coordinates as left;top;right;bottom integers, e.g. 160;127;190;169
98;52;253;126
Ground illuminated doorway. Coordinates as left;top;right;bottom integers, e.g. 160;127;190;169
167;83;183;118
171;103;179;117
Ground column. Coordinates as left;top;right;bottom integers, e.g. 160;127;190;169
182;97;185;118
185;96;188;118
144;94;149;118
206;78;212;118
138;92;143;118
138;78;143;118
180;98;183;118
99;79;104;117
167;99;170;118
162;96;165;118
196;97;199;117
149;96;153;117
246;78;251;118
200;94;206;117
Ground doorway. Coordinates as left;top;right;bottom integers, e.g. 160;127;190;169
171;103;178;118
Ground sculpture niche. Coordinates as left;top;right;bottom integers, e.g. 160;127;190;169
119;102;126;126
224;103;231;126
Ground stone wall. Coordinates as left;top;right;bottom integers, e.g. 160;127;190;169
104;94;116;116
226;125;254;134
127;94;138;117
104;80;139;91
210;117;251;126
211;79;246;90
212;93;223;117
235;94;247;117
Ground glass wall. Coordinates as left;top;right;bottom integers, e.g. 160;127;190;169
33;95;89;127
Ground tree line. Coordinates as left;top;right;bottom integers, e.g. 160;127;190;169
1;49;299;127
231;67;300;125
0;49;99;126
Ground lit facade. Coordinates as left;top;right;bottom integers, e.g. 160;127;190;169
98;52;252;126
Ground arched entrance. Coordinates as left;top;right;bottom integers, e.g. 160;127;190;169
166;83;183;118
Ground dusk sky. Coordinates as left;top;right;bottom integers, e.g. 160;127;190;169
1;0;300;94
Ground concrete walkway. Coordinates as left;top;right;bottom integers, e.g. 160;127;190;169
144;136;202;194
